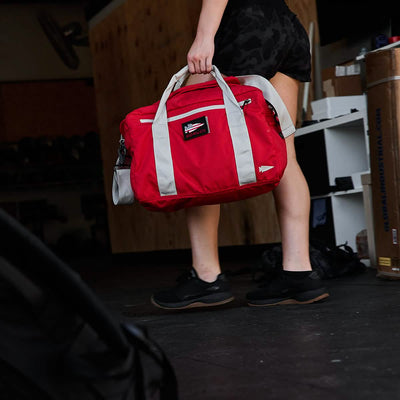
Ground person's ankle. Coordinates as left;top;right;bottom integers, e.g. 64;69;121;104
194;267;221;283
283;270;312;279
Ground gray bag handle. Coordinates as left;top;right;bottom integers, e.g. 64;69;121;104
236;75;295;138
152;65;257;197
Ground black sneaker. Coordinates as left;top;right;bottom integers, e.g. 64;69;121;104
151;268;235;310
246;270;329;306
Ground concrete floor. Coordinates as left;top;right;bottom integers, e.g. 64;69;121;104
73;246;400;400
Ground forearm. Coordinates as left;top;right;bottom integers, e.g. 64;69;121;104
195;0;229;40
187;0;228;74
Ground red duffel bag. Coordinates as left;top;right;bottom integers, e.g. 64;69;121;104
119;65;293;212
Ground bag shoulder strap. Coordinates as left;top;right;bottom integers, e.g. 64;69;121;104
237;75;296;138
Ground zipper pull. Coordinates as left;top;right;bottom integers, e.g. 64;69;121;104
240;99;252;109
117;138;128;166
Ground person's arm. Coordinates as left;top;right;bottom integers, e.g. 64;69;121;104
187;0;228;74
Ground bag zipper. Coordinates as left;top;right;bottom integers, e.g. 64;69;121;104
139;99;252;123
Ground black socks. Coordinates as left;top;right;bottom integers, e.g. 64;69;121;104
282;270;313;280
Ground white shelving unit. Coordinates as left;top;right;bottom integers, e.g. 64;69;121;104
296;111;370;251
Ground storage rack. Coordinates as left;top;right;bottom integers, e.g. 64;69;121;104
295;110;370;251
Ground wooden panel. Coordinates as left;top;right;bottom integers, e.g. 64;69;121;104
89;0;198;253
90;0;296;253
0;80;98;142
286;0;319;125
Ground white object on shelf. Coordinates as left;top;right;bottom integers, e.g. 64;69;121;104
311;95;367;120
351;170;370;190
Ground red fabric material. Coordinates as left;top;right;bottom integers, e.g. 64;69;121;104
120;77;287;212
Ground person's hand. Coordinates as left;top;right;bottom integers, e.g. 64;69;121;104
187;35;214;74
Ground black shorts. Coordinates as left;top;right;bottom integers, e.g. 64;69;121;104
213;0;311;82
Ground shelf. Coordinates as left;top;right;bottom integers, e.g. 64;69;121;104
311;187;364;200
296;110;366;137
297;108;370;251
356;40;400;61
332;188;364;196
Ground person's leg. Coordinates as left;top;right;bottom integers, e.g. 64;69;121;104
152;200;232;310
182;73;222;283
246;72;329;306
151;73;233;309
185;204;221;282
270;72;312;272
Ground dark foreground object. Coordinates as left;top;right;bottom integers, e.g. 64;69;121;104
0;208;177;400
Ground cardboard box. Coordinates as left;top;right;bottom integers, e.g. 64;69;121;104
365;48;400;278
311;95;366;120
322;63;363;97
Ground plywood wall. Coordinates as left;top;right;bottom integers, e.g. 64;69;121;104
89;0;200;253
286;0;320;125
89;0;316;253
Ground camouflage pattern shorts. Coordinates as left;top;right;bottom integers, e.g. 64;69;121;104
213;0;311;82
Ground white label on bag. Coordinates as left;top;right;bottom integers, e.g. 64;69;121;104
259;166;274;173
